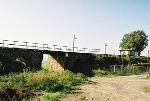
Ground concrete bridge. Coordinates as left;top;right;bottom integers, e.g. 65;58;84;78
0;40;100;72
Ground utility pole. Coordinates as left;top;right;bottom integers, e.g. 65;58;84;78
148;50;150;77
73;35;77;52
148;50;149;58
105;43;107;54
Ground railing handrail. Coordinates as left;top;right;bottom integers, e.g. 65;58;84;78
0;39;100;54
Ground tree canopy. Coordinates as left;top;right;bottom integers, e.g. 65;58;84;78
119;30;148;56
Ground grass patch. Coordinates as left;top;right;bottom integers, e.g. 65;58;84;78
0;70;89;100
143;76;150;79
144;86;150;92
80;96;86;100
92;69;114;77
39;92;62;101
27;70;88;93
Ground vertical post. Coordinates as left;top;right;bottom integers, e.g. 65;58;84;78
53;45;58;51
149;67;150;77
13;41;18;48
148;50;149;58
114;65;115;72
121;65;123;72
62;46;68;52
105;43;107;54
83;48;87;53
73;35;77;52
3;40;4;47
148;50;150;77
3;40;9;47
23;42;28;49
33;43;38;49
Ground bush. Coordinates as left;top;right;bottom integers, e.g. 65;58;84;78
92;69;111;77
0;69;89;100
0;70;30;87
40;92;62;101
27;70;89;92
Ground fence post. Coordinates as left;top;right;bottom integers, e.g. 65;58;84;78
127;65;129;76
149;67;150;77
121;65;123;73
113;65;115;72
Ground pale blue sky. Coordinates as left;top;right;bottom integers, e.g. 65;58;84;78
0;0;150;56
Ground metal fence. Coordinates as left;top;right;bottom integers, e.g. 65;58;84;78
110;65;150;76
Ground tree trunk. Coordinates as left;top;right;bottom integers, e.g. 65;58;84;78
138;51;141;56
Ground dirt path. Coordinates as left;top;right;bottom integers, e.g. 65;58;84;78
61;75;150;101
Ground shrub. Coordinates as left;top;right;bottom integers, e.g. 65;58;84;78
27;70;50;86
27;70;89;92
92;69;111;77
0;70;89;100
40;92;62;101
0;70;30;87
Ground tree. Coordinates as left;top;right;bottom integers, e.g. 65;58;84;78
119;30;148;56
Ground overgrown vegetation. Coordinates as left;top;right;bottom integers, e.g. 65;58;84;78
74;55;149;77
95;55;150;70
0;70;89;101
0;53;150;100
92;69;112;77
39;92;62;101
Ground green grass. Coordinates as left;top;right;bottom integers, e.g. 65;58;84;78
144;86;150;92
0;70;89;101
80;96;86;100
39;92;62;101
27;70;89;92
92;69;114;77
42;59;49;69
143;76;150;79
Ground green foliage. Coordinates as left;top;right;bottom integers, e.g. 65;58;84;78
95;55;121;69
92;69;111;77
0;70;30;87
39;92;62;101
95;55;149;73
0;70;89;100
27;70;89;92
112;66;142;76
119;30;148;56
144;86;150;92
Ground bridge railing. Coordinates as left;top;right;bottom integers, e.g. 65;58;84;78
0;39;100;54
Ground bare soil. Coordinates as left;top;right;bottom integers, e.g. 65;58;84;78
61;74;150;101
0;87;35;101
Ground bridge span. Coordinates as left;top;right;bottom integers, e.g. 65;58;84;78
0;40;100;72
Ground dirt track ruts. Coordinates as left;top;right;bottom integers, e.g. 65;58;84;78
61;75;150;101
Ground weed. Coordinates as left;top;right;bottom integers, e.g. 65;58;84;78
81;96;86;100
144;86;150;92
92;69;111;77
39;92;62;101
0;70;89;100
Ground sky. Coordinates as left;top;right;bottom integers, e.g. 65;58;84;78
0;0;150;56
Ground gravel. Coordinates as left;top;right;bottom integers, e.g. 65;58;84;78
61;74;150;101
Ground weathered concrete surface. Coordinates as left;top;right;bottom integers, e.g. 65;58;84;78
47;52;96;72
0;47;43;69
48;54;64;72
